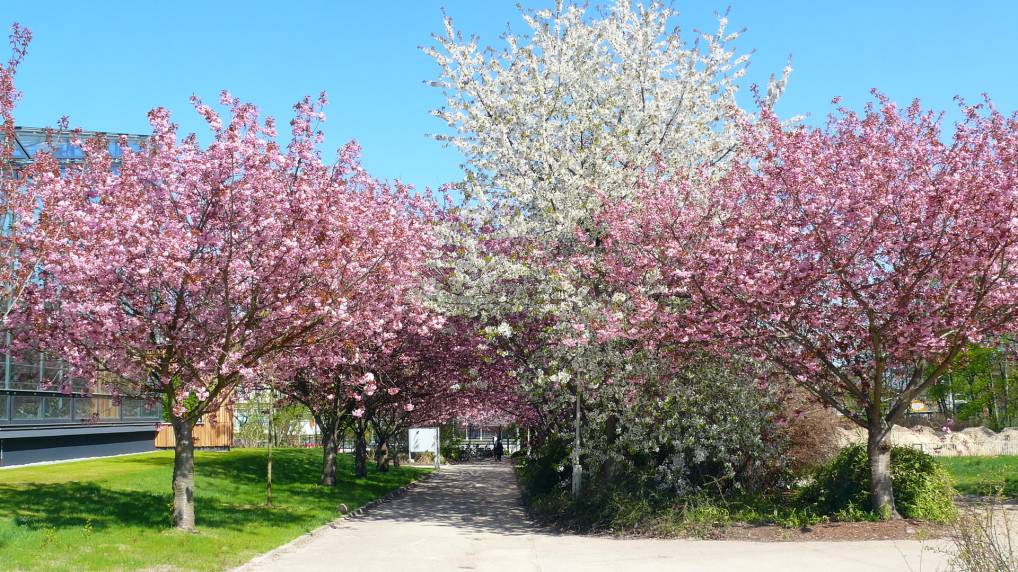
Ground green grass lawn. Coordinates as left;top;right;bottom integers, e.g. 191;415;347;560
0;448;429;571
939;455;1018;498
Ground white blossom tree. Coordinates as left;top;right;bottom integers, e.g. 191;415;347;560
427;1;789;494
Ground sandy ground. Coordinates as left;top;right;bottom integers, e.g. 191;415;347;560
235;462;958;572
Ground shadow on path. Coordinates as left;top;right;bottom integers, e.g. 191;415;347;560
358;461;540;536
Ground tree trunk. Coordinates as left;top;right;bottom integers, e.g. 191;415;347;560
319;419;339;486
867;427;900;519
171;417;197;531
266;436;273;507
376;438;390;472
571;388;582;499
598;414;621;485
266;391;274;507
320;431;338;486
1003;356;1012;427
354;426;368;478
390;438;401;468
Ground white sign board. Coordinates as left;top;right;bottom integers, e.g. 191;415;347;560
409;427;439;453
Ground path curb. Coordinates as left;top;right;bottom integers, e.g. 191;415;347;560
231;468;437;571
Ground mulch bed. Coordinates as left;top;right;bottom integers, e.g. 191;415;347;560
529;514;948;542
717;519;946;542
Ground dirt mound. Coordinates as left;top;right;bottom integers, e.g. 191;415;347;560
834;425;1017;456
960;426;997;440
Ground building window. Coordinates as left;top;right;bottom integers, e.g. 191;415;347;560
9;361;40;390
41;354;63;390
12;395;71;420
121;399;160;419
73;397;120;420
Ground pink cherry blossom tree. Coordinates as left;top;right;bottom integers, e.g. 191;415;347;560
276;184;440;482
284;364;363;484
24;91;413;530
605;94;1018;517
365;315;524;471
277;217;440;484
283;309;523;480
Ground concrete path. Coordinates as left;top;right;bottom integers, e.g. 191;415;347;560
238;462;951;572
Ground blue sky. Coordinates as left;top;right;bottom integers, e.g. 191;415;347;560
5;1;1017;192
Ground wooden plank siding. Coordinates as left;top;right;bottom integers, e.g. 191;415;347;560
155;402;235;449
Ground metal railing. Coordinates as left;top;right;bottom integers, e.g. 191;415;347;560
0;389;161;425
234;433;320;449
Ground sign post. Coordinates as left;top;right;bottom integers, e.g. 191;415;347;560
409;427;440;469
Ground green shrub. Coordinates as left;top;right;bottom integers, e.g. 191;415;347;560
798;444;957;523
516;436;570;498
515;437;963;536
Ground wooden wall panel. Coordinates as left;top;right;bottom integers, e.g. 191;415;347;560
155;403;234;449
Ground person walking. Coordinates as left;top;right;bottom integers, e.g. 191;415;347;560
493;439;504;462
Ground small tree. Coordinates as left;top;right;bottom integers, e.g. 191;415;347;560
370;400;408;472
933;344;1017;429
285;366;359;484
607;94;1018;517
285;367;396;481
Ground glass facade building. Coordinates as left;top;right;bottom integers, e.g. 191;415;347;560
0;349;160;424
0;127;160;466
10;126;147;167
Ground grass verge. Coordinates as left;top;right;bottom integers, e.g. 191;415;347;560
938;455;1018;499
0;448;429;571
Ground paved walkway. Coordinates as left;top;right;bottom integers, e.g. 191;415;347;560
238;462;951;572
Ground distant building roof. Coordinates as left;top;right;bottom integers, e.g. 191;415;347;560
11;126;147;166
